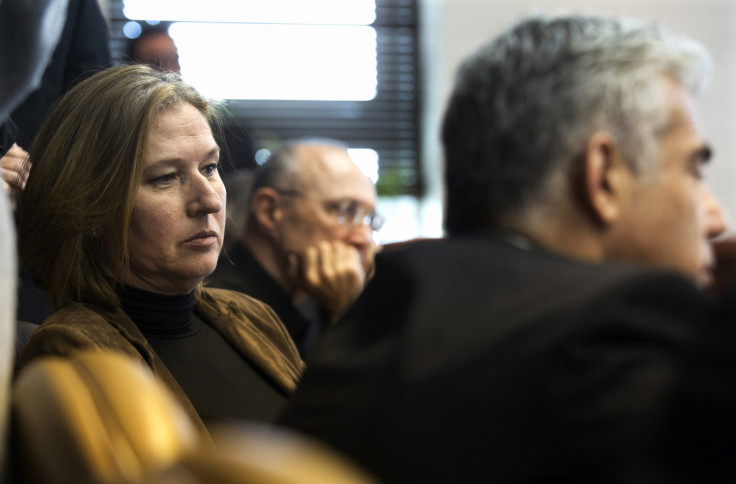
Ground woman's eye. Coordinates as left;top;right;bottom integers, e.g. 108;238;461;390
202;163;218;176
151;173;176;185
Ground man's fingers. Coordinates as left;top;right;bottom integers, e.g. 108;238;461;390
1;167;24;189
331;241;350;277
2;144;29;169
303;245;321;288
1;143;30;191
318;240;335;281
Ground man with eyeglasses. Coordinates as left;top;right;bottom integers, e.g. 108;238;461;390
210;138;381;358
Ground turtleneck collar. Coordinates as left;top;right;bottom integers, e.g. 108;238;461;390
117;284;197;337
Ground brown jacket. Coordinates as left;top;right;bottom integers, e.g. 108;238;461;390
16;288;304;437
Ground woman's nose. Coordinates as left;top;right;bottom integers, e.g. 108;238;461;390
187;174;224;216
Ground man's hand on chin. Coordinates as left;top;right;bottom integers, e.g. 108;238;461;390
289;240;376;323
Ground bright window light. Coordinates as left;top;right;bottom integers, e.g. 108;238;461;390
170;23;377;101
348;149;379;183
123;0;376;25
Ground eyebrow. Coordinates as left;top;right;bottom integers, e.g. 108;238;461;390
148;146;221;168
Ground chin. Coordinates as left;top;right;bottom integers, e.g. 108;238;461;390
181;261;219;282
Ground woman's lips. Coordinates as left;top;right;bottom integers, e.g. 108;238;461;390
183;231;218;247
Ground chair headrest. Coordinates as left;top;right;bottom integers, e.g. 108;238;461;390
13;350;198;484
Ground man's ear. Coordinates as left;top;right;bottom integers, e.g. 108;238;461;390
579;131;632;226
249;187;282;238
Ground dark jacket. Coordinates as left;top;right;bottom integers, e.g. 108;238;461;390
281;233;713;483
10;0;110;149
17;288;304;437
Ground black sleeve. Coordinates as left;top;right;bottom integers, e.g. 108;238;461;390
9;0;111;148
663;279;736;482
61;0;111;90
0;119;18;156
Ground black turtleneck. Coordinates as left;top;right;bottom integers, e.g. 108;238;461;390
117;284;287;425
118;284;198;336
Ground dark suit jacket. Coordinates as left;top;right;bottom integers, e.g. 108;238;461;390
10;0;110;149
280;233;713;483
13;0;110;325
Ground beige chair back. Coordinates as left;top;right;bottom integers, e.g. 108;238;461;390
13;350;199;484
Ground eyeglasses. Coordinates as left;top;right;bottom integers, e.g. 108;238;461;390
276;189;384;232
326;199;385;232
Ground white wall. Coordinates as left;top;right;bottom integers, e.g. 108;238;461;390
419;0;736;237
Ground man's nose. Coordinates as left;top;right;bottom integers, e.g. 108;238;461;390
346;218;374;246
703;185;727;239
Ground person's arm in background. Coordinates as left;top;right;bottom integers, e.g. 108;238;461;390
0;142;29;210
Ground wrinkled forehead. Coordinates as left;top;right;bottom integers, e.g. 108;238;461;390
142;104;218;167
295;146;377;205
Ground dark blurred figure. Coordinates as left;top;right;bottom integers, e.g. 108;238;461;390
0;0;69;479
9;0;110;149
0;0;68;130
126;23;180;74
2;0;110;326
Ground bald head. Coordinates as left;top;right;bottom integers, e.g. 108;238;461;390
289;143;373;200
249;139;373;205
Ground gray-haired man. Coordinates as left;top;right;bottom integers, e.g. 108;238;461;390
282;15;726;483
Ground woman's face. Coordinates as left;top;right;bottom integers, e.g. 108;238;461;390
120;103;226;295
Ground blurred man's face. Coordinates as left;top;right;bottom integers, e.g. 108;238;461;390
135;32;181;74
607;78;726;286
276;146;378;272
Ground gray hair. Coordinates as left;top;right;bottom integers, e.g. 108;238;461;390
442;14;711;234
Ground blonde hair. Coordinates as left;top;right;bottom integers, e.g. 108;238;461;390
18;64;221;309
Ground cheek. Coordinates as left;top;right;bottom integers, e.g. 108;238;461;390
675;183;704;235
655;176;699;227
280;208;335;248
307;214;341;242
665;181;707;264
129;200;177;251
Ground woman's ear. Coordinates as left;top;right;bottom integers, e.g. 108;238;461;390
579;131;633;226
